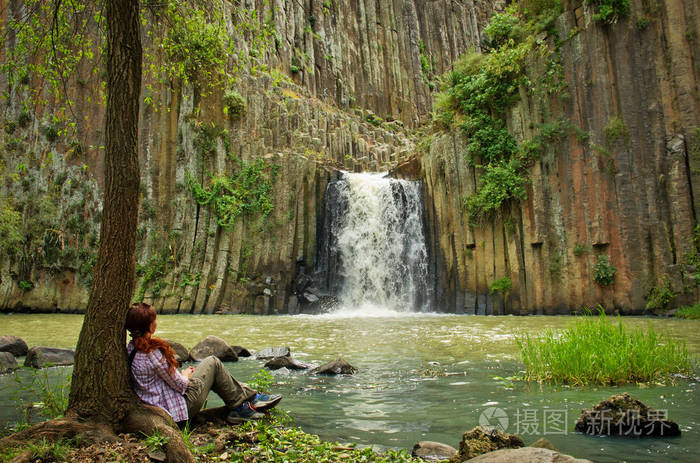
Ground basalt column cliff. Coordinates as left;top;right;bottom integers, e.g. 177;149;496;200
0;0;698;314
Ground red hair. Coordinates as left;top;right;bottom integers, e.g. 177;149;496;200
126;302;178;373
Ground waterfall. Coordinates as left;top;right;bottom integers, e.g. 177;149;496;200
317;172;432;312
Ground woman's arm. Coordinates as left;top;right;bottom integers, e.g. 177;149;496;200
149;350;188;394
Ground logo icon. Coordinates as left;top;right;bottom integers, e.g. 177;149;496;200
479;407;509;432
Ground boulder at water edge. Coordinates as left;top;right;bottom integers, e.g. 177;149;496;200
0;352;18;373
233;346;251;357
312;358;357;375
25;347;75;368
189;336;238;362
264;356;315;371
411;441;458;461
164;339;190;364
254;347;291;360
575;392;681;437
0;335;28;357
464;447;592;463
449;426;524;462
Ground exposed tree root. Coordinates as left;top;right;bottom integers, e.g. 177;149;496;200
0;405;196;463
122;404;195;463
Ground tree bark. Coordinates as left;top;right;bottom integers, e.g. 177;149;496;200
67;0;142;422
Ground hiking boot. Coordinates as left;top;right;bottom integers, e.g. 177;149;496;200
226;402;264;424
252;392;282;411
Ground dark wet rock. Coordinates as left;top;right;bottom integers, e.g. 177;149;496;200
411;441;457;461
312;358;357;375
264;356;315;371
25;347;75;368
254;347;290;360
233;346;251;357
164;339;189;365
0;335;28;357
575;392;681;437
529;437;556;451
301;295;340;313
292;270;313;296
464;447;592;463
189;336;238;362
0;352;18;373
450;426;524;462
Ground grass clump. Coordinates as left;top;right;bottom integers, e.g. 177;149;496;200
676;302;700;319
516;310;695;385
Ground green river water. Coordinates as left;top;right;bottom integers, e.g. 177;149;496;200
1;312;699;462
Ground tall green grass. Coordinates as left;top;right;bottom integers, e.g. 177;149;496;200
515;311;695;385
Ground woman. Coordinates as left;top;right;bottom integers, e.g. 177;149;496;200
126;302;281;425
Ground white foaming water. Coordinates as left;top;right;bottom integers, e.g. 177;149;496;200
330;172;430;313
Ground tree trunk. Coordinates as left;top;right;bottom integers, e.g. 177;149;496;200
1;2;194;460
61;2;194;459
67;0;142;422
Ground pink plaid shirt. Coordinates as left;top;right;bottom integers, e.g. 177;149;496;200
127;342;189;422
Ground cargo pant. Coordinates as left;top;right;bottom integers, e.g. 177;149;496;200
183;356;256;419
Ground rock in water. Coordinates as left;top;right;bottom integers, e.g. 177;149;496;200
464;447;592;463
189;336;238;362
575;393;681;437
411;441;458;461
450;426;524;462
233;346;251;357
25;347;75;368
0;352;18;373
164;339;189;365
312;358;357;375
254;347;291;359
264;356;314;370
0;335;28;357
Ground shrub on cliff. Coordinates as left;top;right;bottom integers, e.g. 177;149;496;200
593;254;617;286
586;0;630;24
516;310;695;385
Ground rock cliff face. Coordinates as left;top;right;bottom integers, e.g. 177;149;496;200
0;0;491;313
1;0;698;314
420;0;700;314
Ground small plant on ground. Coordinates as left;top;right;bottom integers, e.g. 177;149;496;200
142;428;170;453
248;368;274;391
516;309;695;385
489;276;512;295
593;254;616;286
675;302;700;319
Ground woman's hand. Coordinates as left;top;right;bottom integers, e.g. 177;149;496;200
181;366;195;379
